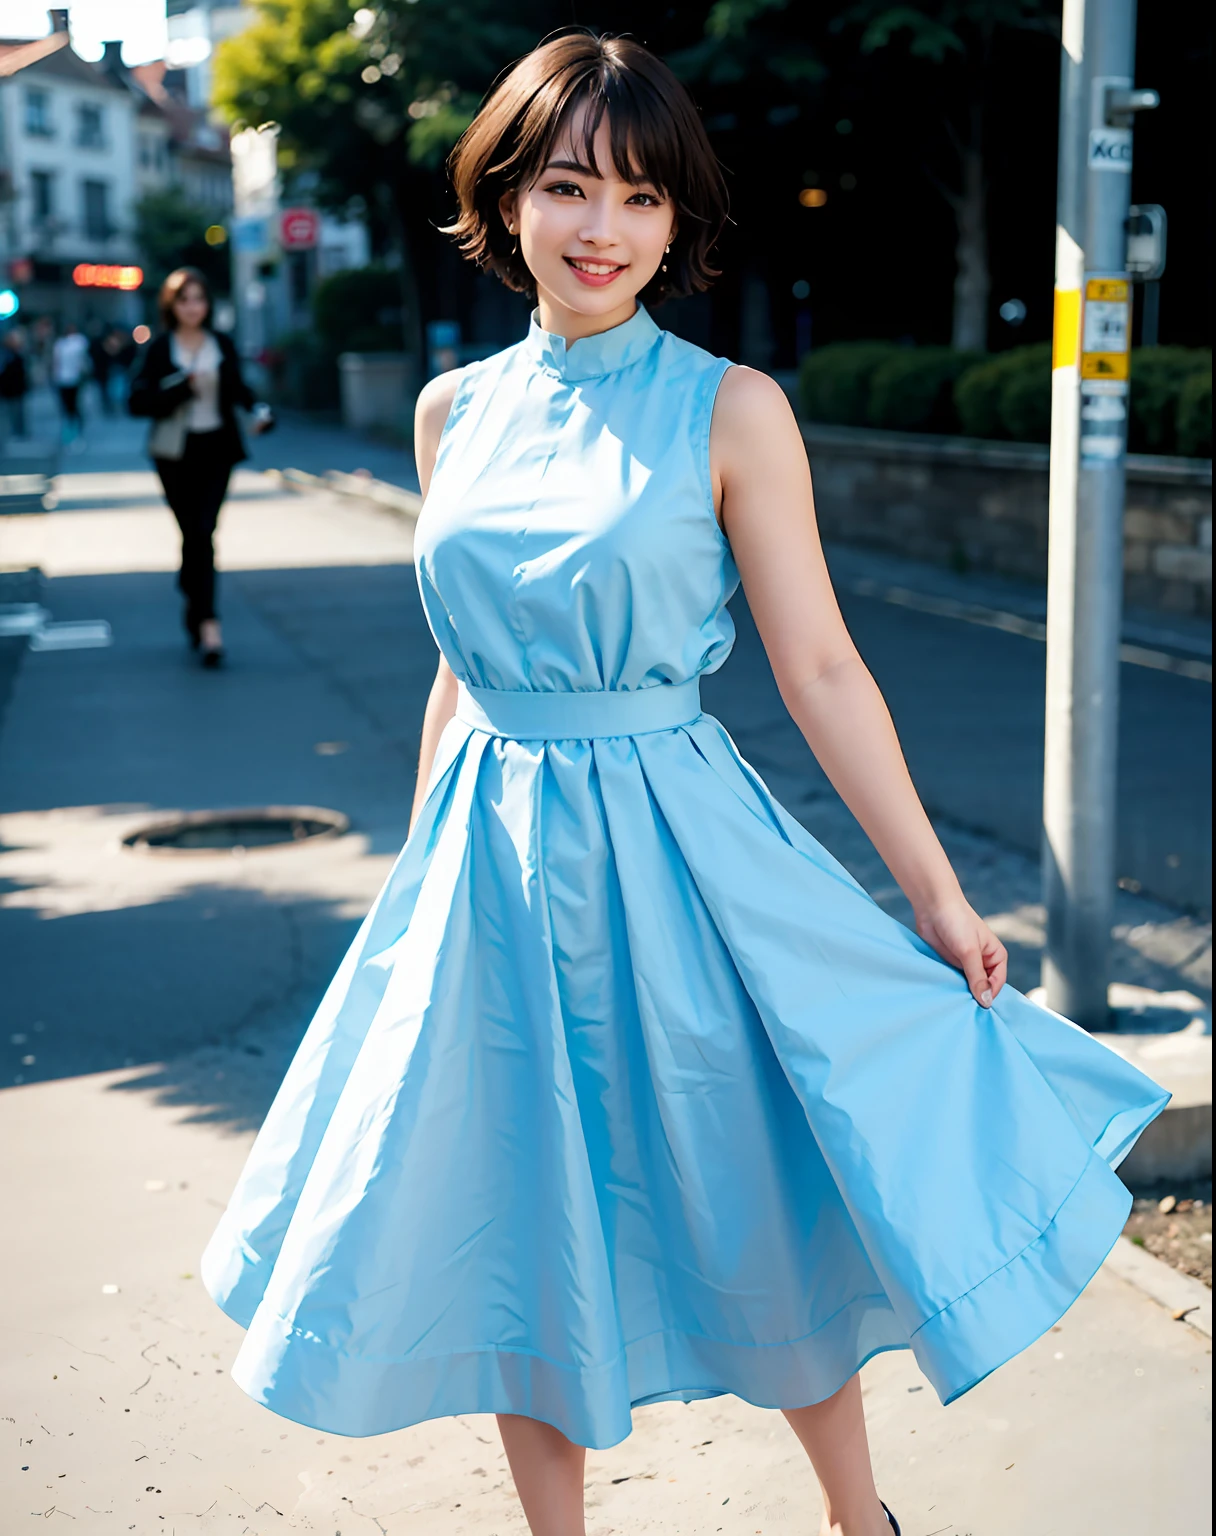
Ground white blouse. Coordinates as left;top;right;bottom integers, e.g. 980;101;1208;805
171;330;223;433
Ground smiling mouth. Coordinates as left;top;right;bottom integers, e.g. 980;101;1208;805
565;257;627;282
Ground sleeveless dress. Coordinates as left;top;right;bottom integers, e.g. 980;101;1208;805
201;303;1168;1449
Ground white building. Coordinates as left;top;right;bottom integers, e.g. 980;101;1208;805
0;13;143;326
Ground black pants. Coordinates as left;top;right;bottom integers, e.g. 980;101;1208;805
57;384;81;423
154;431;232;631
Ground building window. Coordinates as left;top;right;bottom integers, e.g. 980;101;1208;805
77;103;106;149
31;170;56;222
81;179;111;241
25;89;54;137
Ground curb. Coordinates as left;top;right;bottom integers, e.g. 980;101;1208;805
267;466;422;520
1104;1235;1212;1338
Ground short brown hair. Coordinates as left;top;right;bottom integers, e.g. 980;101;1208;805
445;31;729;305
158;267;212;331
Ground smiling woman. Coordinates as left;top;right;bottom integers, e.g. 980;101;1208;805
443;31;729;331
200;27;1168;1536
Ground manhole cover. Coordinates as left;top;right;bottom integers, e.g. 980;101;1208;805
122;806;350;855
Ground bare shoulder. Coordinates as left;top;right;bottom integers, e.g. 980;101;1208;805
415;367;463;444
414;368;465;491
710;365;804;476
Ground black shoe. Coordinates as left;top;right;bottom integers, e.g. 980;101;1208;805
881;1501;901;1536
200;646;224;670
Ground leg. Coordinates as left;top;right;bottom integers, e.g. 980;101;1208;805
496;1414;586;1536
783;1375;891;1536
157;443;229;643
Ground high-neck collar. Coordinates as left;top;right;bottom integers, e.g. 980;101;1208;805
524;303;661;383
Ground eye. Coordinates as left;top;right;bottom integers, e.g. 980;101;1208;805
627;190;663;207
543;180;584;198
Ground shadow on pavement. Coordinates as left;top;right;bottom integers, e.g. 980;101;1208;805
3;876;363;1132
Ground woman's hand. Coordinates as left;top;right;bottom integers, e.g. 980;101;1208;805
916;897;1008;1008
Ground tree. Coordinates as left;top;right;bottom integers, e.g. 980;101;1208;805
134;185;231;296
830;0;1057;350
211;0;544;354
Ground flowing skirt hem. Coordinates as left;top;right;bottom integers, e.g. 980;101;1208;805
208;1141;1140;1448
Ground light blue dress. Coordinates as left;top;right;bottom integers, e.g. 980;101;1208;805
201;303;1168;1449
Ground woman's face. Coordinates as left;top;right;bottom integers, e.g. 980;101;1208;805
501;105;675;329
172;282;209;331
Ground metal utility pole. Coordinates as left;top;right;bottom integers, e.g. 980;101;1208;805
1042;0;1157;1029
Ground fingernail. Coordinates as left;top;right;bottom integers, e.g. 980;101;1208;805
981;990;993;1007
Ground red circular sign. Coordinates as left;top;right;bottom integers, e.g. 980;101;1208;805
279;208;319;250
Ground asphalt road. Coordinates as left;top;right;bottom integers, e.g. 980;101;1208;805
705;555;1212;913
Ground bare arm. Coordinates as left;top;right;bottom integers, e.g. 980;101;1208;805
408;371;463;833
712;367;1007;1007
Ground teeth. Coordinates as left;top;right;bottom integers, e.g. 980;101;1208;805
570;260;622;275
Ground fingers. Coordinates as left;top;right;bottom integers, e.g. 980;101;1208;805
981;931;1008;1002
960;944;993;1008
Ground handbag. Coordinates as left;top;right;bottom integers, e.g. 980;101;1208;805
147;368;192;460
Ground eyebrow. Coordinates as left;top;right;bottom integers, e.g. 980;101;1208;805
540;157;658;189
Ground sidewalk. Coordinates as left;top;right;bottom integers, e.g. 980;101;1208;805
1;383;420;489
1;464;1211;1532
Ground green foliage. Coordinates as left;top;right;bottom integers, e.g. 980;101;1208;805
133;186;231;296
954;343;1051;442
267;330;341;409
1175;369;1213;459
868;345;981;432
798;342;903;426
212;0;540;237
801;340;1211;456
673;0;824;88
312;267;406;353
1128;348;1211;455
834;0;1058;61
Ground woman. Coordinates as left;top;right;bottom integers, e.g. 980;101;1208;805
201;33;1166;1536
129;268;272;667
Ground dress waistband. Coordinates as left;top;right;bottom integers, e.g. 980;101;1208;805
455;679;702;740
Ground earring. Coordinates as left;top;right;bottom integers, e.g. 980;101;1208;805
661;240;671;274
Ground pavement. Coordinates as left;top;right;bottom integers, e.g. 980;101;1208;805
0;405;1211;1532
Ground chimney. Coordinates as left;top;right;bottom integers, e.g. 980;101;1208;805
48;9;70;33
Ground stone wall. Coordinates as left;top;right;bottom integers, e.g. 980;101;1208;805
801;424;1213;617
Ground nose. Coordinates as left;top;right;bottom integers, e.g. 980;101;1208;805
577;197;620;248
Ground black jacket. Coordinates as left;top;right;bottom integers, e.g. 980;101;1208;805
128;329;256;466
0;351;27;400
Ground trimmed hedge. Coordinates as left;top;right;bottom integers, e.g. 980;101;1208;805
312;266;406;355
1176;370;1213;459
869;347;983;433
798;342;903;427
1126;347;1209;455
954;344;1052;442
798;339;1212;456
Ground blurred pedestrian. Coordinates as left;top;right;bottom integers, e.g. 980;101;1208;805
105;326;135;409
0;329;29;441
51;321;89;445
128;267;273;668
87;325;116;416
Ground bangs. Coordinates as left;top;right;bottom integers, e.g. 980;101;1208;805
503;66;683;199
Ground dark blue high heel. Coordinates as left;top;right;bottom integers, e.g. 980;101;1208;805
881;1501;901;1536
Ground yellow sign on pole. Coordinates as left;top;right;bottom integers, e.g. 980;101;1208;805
1080;275;1130;382
1080;351;1131;380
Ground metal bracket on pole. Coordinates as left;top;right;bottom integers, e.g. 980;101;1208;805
1104;86;1159;124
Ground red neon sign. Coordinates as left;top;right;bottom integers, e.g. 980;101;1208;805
72;263;144;290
